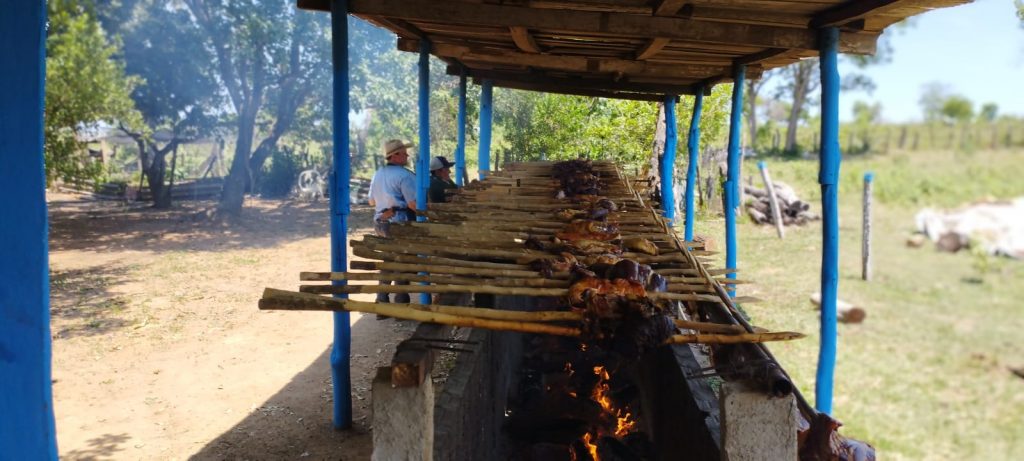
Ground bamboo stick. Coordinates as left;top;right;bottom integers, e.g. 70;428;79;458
665;331;804;344
259;288;580;337
348;261;549;279
301;283;724;303
300;271;569;288
261;289;798;345
352;246;530;270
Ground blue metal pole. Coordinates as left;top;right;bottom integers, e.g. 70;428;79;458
816;26;842;416
478;80;493;179
0;3;58;457
724;65;746;295
328;0;353;430
417;39;432;305
684;87;705;241
661;95;678;223
455;69;467;187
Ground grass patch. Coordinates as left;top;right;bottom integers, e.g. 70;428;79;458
691;149;1024;460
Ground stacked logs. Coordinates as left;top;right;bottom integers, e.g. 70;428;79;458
743;182;819;226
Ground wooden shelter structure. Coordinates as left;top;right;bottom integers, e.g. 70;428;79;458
300;0;965;100
0;0;970;456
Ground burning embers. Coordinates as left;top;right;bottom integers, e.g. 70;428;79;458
506;335;655;461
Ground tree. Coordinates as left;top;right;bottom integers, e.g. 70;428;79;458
919;81;951;122
940;95;974;125
183;0;330;215
778;59;818;153
99;0;221;208
44;0;141;185
744;70;778;153
979;103;998;123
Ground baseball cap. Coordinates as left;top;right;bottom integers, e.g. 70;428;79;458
429;156;455;171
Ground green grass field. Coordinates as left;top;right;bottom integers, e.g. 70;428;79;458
690;149;1024;460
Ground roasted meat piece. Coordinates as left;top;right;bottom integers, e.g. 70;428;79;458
567;277;647;306
556;220;620;242
621;237;659;255
580;254;622;266
561;238;622;255
528;253;579;278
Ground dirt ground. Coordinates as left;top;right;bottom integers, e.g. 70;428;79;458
48;192;415;460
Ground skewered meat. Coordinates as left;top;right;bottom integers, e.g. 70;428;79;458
799;413;876;461
554;208;586;221
562;239;622;255
528;253;579;278
621;237;659;256
567;277;647;305
556;220;620;242
580;254;622;266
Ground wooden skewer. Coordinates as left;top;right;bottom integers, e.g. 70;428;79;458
260;289;800;344
348;261;550;279
352;246;530;271
301;271;569;288
260;288;580;337
300;283;725;303
665;331;804;344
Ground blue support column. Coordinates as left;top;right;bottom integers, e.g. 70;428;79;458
328;0;353;430
0;2;59;457
416;39;432;305
816;27;842;416
724;65;746;295
684;88;705;241
455;69;467;186
661;95;678;223
478;80;493;179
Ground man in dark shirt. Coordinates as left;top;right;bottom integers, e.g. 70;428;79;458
428;156;458;203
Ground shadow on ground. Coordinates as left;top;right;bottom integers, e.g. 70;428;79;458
190;315;414;460
62;433;131;460
50;264;136;339
49;197;374;254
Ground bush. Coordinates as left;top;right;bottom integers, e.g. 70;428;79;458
258;147;301;198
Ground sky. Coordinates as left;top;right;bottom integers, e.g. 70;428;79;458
836;0;1024;122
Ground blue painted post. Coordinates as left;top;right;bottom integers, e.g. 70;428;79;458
417;39;432;305
328;0;353;430
816;26;842;416
724;65;746;295
661;95;678;223
0;3;58;456
684;88;705;241
478;80;493;179
455;69;467;186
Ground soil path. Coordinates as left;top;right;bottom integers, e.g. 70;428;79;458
49;193;412;460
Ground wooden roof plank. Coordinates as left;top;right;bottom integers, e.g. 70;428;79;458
473;77;681;102
401;38;748;80
346;0;878;54
636;38;672;60
510;26;542;53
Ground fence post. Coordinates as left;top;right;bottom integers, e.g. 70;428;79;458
862;172;873;281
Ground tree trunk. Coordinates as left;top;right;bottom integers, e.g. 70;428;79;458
650;102;666;194
784;60;816;153
745;80;759;153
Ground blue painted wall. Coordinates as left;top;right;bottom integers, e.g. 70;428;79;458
0;1;60;457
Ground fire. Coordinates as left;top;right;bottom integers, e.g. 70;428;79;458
582;432;599;460
591;366;638;438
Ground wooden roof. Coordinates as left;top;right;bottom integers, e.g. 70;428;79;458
299;0;970;100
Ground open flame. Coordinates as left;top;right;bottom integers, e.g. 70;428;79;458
591;366;637;438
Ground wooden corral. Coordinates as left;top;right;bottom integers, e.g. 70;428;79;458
300;0;970;100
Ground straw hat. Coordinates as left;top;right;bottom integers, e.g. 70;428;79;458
383;139;414;158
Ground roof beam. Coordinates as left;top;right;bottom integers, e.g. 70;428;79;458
735;48;791;66
400;38;748;80
653;0;690;17
635;38;672;60
349;0;878;54
509;26;541;53
810;0;903;28
450;66;703;95
474;77;674;102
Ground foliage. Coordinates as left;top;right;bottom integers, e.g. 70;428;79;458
44;0;141;185
257;147;301;198
940;95;974;124
978;103;998;123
